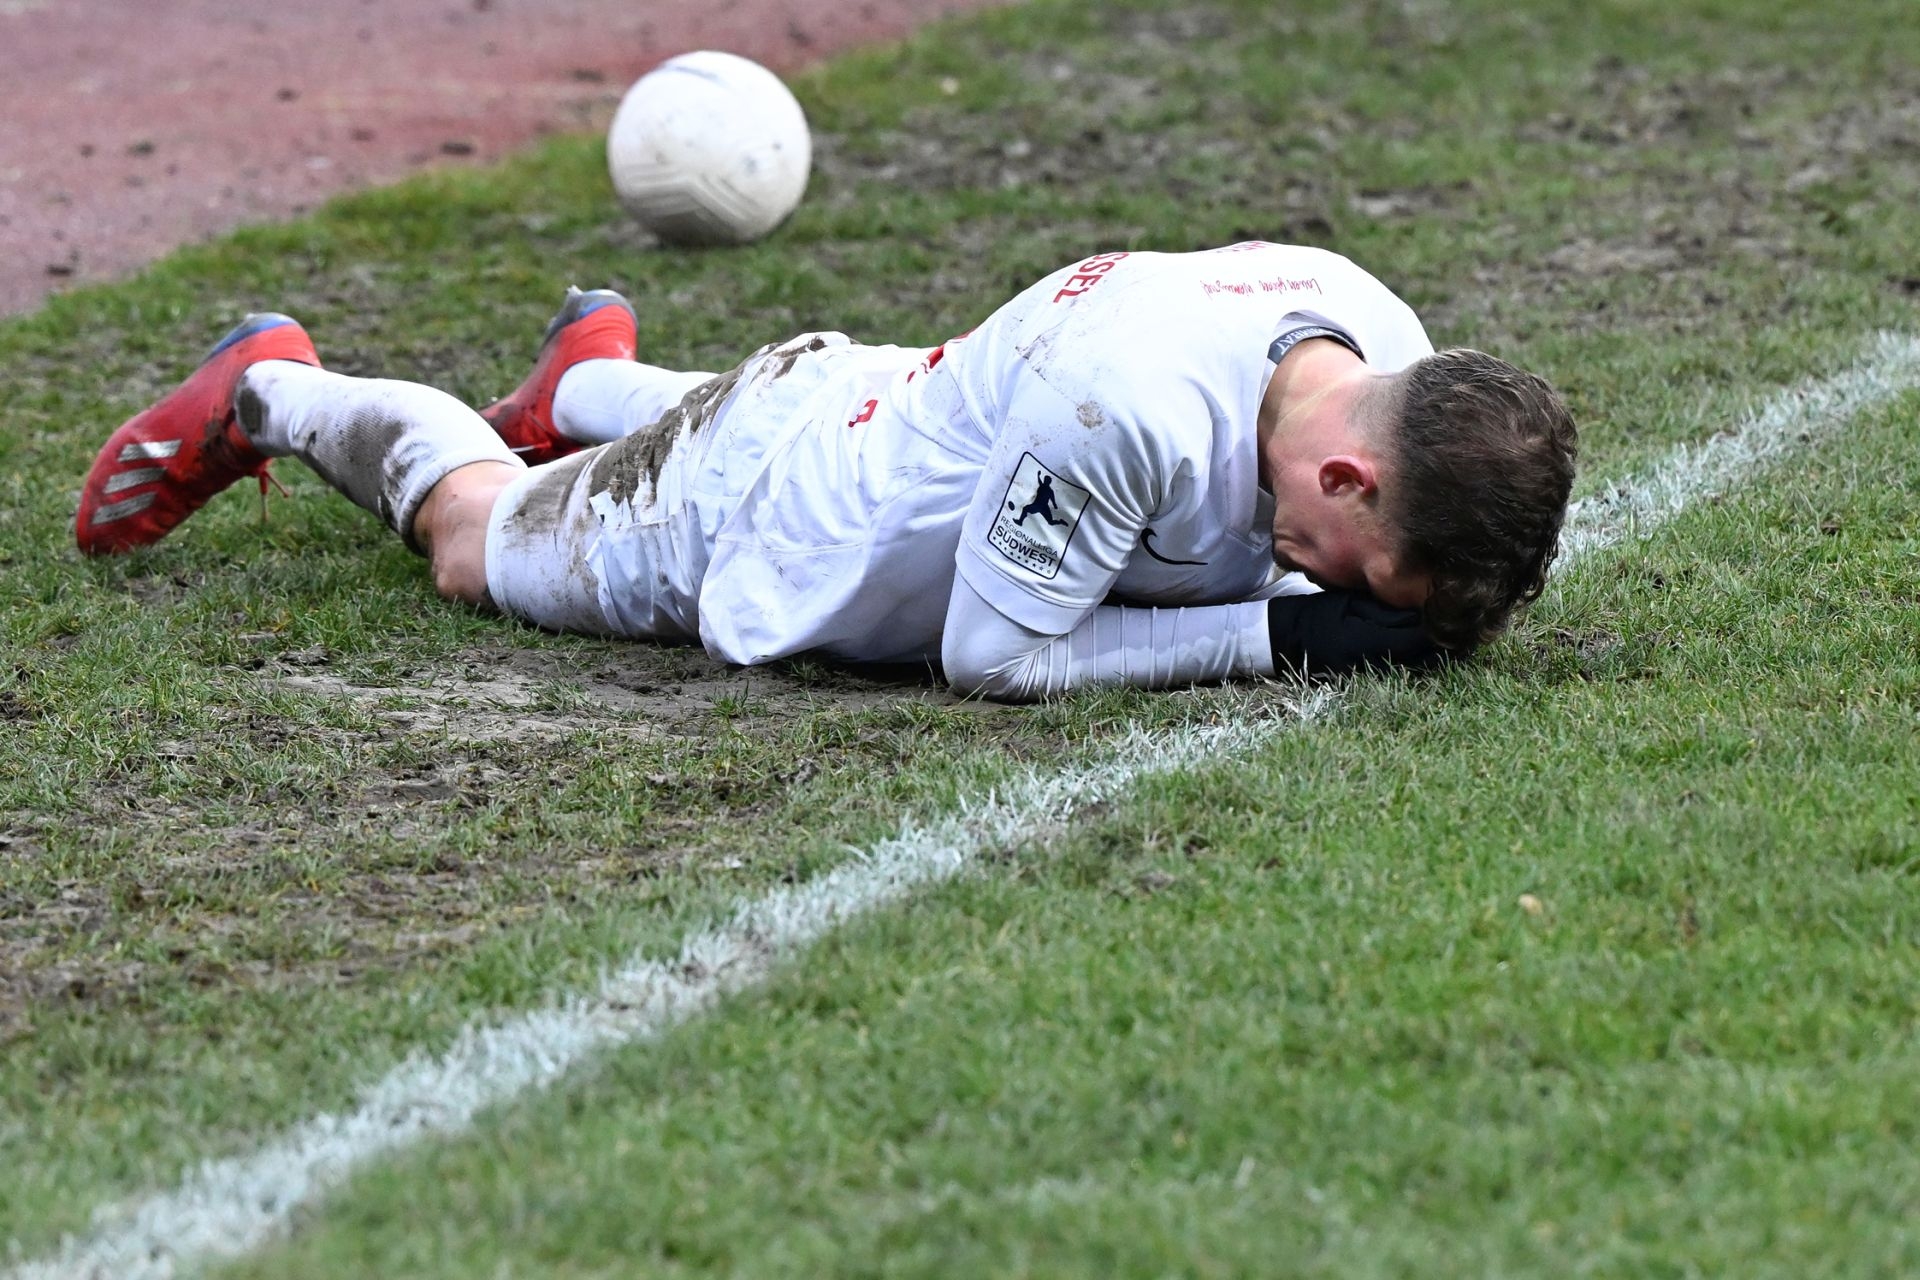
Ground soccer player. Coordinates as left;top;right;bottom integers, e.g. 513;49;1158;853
74;242;1577;701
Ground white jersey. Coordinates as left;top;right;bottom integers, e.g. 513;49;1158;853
685;243;1434;666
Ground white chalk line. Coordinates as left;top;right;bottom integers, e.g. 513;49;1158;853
13;331;1920;1280
1557;331;1920;564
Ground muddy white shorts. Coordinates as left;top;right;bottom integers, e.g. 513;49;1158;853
481;333;869;642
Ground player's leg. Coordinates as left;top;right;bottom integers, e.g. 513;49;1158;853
468;424;712;639
552;358;715;445
231;358;521;556
75;306;705;641
75;312;519;558
478;287;715;462
444;326;890;645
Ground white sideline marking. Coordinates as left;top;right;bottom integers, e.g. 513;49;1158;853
14;332;1920;1280
1557;331;1920;564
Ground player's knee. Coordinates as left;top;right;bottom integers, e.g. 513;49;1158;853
415;461;516;607
430;548;490;606
422;488;495;604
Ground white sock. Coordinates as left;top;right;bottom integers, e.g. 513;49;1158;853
553;358;715;445
236;360;523;553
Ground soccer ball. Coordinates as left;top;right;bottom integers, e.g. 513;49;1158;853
606;51;812;246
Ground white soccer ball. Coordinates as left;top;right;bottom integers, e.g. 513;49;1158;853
606;51;812;246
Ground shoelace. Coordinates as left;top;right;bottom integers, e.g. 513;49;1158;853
257;462;290;521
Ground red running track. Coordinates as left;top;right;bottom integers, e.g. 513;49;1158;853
0;0;1006;317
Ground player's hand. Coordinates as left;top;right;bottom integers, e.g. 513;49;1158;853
1266;589;1442;678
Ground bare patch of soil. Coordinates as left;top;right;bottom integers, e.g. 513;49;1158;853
263;640;961;742
0;638;993;1037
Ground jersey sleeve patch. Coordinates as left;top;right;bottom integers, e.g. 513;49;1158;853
987;452;1092;581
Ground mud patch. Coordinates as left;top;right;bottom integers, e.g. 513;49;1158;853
504;448;596;538
485;447;611;634
0;638;1002;1037
593;361;747;507
234;376;271;438
586;332;836;510
1;857;581;1042
264;640;960;742
120;569;207;607
766;334;831;380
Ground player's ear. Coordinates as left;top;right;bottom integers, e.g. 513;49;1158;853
1318;455;1378;497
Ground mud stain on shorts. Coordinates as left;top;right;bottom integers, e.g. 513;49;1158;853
586;333;831;508
590;363;744;508
767;334;829;381
500;448;596;543
488;447;608;633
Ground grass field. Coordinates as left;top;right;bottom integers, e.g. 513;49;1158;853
4;0;1919;1274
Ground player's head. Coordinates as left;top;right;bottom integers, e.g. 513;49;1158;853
1368;348;1578;648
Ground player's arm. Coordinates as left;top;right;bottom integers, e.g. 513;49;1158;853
941;575;1439;702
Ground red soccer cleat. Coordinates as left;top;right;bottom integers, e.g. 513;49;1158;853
76;313;320;555
478;287;637;466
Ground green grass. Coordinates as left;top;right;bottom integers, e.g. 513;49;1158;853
4;0;1919;1273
